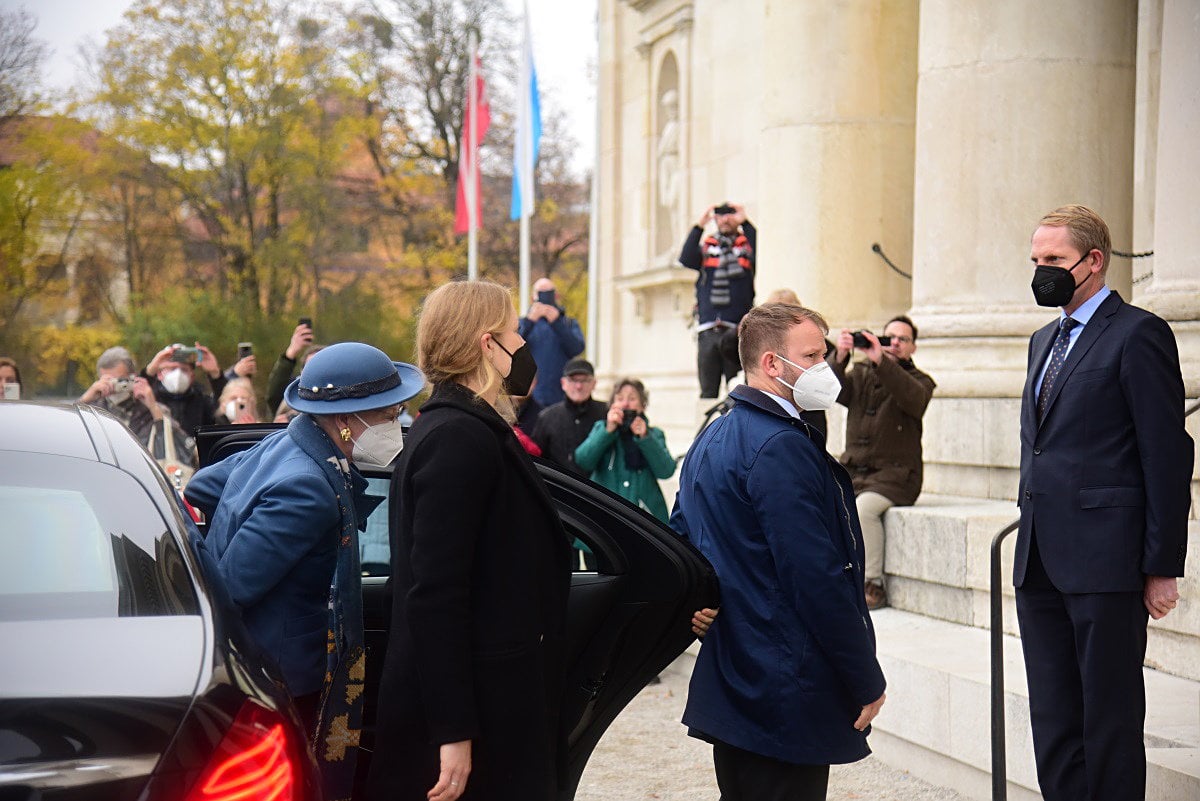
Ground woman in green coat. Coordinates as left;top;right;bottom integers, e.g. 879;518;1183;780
574;377;676;522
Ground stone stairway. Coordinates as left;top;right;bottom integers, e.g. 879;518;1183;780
868;499;1200;800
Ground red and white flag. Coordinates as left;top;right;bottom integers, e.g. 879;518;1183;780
454;41;490;235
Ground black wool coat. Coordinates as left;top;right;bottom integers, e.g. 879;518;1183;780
366;382;573;801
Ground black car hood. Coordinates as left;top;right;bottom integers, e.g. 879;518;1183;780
0;617;206;800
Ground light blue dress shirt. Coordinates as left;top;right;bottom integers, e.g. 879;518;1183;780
1034;285;1111;398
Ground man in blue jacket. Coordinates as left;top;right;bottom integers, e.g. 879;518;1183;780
671;302;887;800
519;277;586;408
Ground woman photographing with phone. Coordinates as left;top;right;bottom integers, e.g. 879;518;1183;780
573;378;676;523
367;280;572;801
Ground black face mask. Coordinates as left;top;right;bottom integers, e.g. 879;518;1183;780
1030;253;1088;308
493;338;538;397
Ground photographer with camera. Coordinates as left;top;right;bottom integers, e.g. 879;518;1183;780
574;377;676;523
215;378;261;424
518;278;585;409
81;346;197;469
143;342;227;435
679;202;756;398
831;316;936;610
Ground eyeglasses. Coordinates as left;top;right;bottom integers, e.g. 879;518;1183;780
887;336;914;345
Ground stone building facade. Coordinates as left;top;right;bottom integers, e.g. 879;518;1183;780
594;1;1199;795
595;0;1197;508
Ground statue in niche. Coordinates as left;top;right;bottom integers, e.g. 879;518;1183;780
656;88;681;253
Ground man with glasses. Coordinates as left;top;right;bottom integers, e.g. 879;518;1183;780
531;358;608;477
830;315;936;610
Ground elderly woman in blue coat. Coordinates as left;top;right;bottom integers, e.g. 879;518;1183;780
573;377;676;522
184;341;423;801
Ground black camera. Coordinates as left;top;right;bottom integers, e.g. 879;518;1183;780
713;203;736;216
621;409;638;429
852;331;892;348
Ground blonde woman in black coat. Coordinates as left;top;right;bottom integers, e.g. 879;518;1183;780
367;280;572;801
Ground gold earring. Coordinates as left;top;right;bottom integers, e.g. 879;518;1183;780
340;427;352;442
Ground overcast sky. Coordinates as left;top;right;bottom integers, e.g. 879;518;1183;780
24;0;598;171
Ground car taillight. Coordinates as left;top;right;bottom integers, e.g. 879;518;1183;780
184;699;299;801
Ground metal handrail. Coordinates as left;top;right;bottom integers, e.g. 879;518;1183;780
989;518;1020;801
989;396;1195;801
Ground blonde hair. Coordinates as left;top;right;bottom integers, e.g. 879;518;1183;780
738;303;829;375
417;279;517;407
764;288;801;306
218;377;258;419
1037;204;1112;275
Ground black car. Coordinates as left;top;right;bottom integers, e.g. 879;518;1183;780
0;402;323;800
0;405;715;800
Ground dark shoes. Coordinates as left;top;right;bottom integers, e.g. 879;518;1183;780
865;580;888;611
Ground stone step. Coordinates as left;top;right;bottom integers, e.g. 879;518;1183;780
883;498;1200;682
871;608;1200;801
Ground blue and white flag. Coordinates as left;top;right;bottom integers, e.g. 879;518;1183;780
510;2;541;220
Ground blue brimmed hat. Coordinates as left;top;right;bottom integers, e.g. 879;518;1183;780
284;342;424;414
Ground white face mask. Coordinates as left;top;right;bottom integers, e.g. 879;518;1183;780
161;367;192;394
350;413;405;468
224;400;245;421
775;355;842;411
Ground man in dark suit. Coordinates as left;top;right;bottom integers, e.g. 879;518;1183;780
1015;204;1193;801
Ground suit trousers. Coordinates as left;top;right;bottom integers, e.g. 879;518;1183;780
697;327;741;399
1015;534;1149;801
712;740;830;801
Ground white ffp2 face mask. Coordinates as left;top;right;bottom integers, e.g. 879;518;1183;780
350;414;405;468
775;355;842;411
161;368;192;394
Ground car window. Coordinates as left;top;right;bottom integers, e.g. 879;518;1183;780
360;476;390;577
0;453;199;622
354;472;604;576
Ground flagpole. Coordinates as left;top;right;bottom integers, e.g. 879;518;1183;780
585;8;600;362
517;2;532;306
519;211;531;306
466;30;479;280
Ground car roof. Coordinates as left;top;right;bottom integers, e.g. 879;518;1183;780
1;401;165;479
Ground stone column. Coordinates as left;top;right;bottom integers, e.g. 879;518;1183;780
756;0;919;327
909;0;1137;498
1140;0;1200;396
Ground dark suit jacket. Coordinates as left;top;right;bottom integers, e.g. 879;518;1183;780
368;383;572;801
1014;290;1192;593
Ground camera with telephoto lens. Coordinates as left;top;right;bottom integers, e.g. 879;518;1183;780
852;331;892;349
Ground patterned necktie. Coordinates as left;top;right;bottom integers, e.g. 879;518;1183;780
1036;317;1079;421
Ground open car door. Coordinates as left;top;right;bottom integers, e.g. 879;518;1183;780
195;425;717;800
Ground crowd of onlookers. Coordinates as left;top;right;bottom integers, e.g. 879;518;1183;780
3;202;1189;801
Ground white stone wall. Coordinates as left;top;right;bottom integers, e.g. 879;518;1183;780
602;0;1198;507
